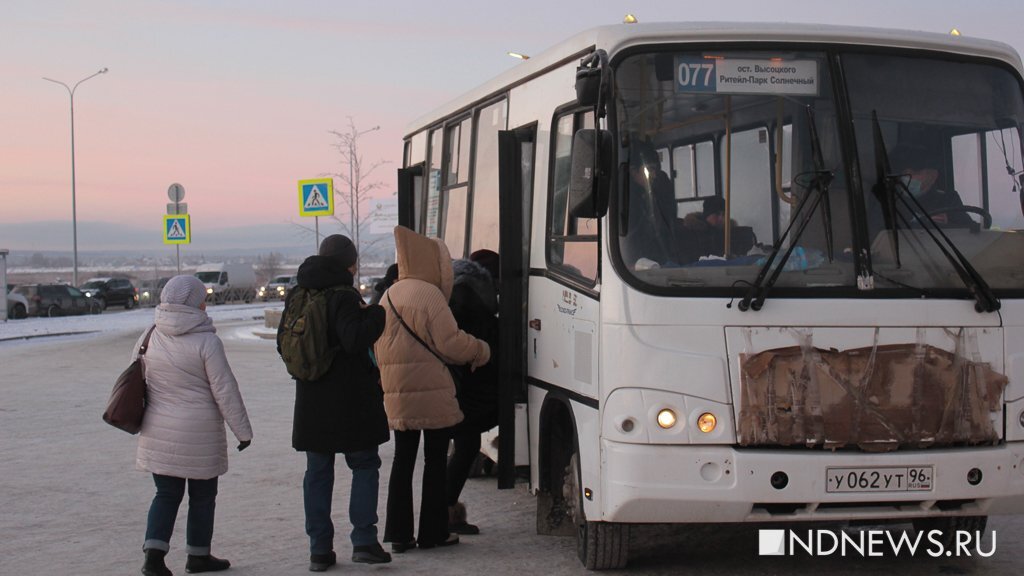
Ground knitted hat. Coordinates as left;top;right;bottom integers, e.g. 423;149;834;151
318;234;358;269
702;196;725;218
161;275;207;309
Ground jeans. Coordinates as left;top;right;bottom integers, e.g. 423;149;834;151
384;428;452;546
144;474;219;555
303;449;382;554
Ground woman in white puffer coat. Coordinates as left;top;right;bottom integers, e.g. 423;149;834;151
132;275;253;576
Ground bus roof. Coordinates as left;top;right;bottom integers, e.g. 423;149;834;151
404;21;1023;138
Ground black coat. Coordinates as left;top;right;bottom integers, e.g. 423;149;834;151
449;259;499;433
283;255;389;453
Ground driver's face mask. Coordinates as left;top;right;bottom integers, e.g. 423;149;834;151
907;177;924;197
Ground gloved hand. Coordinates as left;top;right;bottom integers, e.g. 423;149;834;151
237;440;251;452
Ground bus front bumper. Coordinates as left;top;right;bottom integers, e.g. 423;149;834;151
600;440;1024;523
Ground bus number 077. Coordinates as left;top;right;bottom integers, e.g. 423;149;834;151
678;63;715;87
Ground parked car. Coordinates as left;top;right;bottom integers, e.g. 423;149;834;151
12;284;102;317
138;277;171;307
5;284;28;320
79;277;138;310
258;274;297;301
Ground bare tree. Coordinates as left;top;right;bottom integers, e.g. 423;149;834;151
325;118;390;279
255;252;283;284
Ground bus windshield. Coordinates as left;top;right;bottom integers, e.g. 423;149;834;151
613;48;1024;297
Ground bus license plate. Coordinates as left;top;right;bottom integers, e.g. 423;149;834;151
826;466;933;493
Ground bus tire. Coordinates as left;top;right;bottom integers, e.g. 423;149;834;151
566;451;629;570
912;515;987;549
578;520;629;570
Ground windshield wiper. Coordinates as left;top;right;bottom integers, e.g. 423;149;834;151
739;106;834;311
871;110;903;267
869;111;1000;313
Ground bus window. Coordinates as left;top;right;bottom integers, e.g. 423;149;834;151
953;128;1024;230
445;186;468;256
615;50;855;288
470;99;507;253
440;117;472;256
407;130;427;167
445;118;471;185
548;109;598;282
847;52;1024;290
425;128;443;237
727;127;773;245
671;140;714;204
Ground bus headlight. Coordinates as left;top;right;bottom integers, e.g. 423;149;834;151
656;409;677;429
206;287;214;294
697;412;718;433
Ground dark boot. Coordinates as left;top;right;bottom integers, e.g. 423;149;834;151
352;542;392;564
142;549;173;576
308;551;336;572
185;554;230;573
448;502;480;535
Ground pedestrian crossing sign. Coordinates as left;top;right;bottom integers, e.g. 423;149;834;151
298;178;334;217
163;214;191;244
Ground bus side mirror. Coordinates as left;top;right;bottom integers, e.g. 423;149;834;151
568;129;612;218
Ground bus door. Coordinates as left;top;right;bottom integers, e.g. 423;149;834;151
396;165;423;229
497;125;535;488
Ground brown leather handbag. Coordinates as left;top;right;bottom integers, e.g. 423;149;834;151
102;326;156;434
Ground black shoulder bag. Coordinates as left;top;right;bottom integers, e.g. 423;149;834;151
386;294;464;388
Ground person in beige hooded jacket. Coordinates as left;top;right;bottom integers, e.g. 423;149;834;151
374;226;490;551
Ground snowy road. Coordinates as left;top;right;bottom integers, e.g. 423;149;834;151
2;311;1024;575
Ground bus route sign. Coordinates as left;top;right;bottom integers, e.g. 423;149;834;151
676;57;818;96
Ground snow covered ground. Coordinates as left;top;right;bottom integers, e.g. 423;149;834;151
0;302;282;343
3;311;1023;575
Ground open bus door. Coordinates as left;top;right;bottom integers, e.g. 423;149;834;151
497;126;535;489
396;165;422;229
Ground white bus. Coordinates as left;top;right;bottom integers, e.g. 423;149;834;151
397;22;1024;569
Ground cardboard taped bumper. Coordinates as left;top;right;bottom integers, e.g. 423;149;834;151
738;341;1008;451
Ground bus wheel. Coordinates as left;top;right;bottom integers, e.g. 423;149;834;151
913;516;987;549
565;451;629;570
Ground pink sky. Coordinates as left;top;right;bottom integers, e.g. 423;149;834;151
2;0;1022;251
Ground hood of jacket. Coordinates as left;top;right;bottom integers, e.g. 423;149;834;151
394;225;453;300
296;255;355;290
452;259;497;314
154;303;216;336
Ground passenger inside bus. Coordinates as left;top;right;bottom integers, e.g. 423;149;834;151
678;196;756;262
622;142;677;269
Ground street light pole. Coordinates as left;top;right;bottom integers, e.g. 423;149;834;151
349;124;379;280
43;67;108;287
